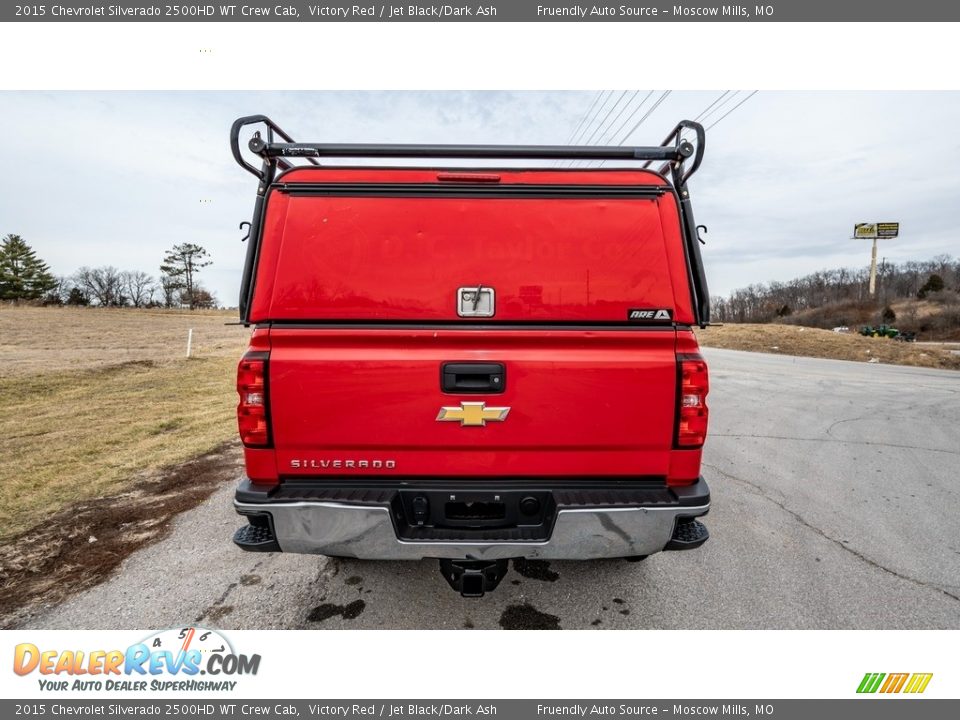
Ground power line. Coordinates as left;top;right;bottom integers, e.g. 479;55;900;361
595;90;667;168
596;90;640;144
585;90;641;166
564;91;603;145
606;90;654;145
617;90;672;145
698;90;739;125
582;90;629;146
677;90;732;145
564;90;613;166
572;90;613;145
693;90;731;122
575;90;631;167
705;90;758;130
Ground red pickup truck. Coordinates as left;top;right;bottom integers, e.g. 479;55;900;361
230;115;711;596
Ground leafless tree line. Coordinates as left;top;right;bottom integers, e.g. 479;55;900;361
45;266;217;309
712;254;960;324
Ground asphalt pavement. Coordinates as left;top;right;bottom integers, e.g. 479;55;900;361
26;349;960;629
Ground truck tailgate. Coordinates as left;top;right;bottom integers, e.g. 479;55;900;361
268;327;678;478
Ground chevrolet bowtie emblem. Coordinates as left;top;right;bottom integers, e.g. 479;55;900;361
436;402;510;427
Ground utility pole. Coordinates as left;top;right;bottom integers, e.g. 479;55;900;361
869;237;879;295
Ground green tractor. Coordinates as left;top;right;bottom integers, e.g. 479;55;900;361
859;324;901;339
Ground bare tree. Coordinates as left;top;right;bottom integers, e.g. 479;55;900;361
121;270;156;308
73;266;124;307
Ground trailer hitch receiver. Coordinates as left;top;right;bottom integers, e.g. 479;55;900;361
439;559;510;598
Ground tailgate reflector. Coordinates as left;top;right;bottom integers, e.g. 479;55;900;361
676;354;709;448
237;351;271;448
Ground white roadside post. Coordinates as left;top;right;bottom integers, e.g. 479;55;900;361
186;328;193;358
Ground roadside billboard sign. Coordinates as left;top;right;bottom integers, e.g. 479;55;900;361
877;222;900;238
854;222;899;239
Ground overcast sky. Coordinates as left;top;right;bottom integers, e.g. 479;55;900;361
1;91;958;305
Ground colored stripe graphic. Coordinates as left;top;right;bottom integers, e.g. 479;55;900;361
857;672;932;694
880;673;909;693
857;673;885;693
904;673;933;694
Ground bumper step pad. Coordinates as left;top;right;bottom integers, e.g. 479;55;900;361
664;518;709;551
233;521;281;552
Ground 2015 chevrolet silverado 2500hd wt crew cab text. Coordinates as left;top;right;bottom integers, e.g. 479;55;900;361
229;115;712;597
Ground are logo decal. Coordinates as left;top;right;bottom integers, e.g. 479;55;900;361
627;308;673;322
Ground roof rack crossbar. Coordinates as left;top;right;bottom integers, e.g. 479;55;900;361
251;140;693;163
230;115;705;183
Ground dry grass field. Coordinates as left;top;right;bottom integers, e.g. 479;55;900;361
0;306;249;541
0;306;247;377
697;323;960;370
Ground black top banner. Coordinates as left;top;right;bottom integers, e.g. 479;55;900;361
5;1;960;22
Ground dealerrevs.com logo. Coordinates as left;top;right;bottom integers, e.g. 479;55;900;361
13;627;260;693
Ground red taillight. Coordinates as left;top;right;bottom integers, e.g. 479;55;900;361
676;354;709;448
237;352;270;448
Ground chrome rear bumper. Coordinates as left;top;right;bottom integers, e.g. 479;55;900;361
234;479;709;560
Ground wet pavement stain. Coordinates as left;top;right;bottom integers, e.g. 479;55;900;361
239;574;261;586
499;603;561;630
591;619;602;626
512;558;560;582
345;576;363;586
195;581;238;624
202;605;234;623
307;599;366;623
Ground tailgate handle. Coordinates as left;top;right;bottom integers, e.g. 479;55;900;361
441;363;505;394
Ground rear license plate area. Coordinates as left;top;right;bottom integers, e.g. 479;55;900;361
396;489;555;531
444;500;506;522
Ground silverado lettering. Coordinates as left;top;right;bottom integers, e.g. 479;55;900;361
289;459;397;469
229;115;712;596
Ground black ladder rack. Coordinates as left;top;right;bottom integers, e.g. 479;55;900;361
230;114;709;328
230;114;705;182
